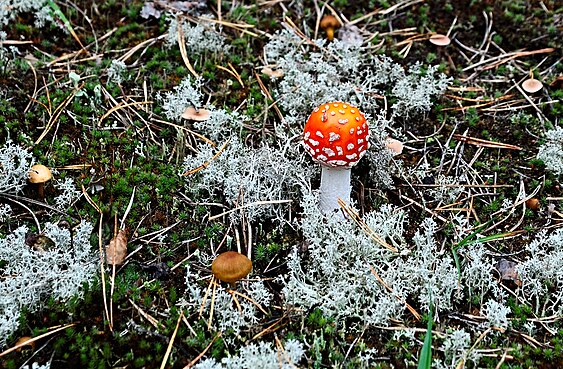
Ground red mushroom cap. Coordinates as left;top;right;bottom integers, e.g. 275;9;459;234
303;102;370;168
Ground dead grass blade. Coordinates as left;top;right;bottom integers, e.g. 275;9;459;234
34;82;84;145
98;101;152;125
160;310;184;369
181;141;229;176
128;298;161;329
252;310;292;340
368;263;421;321
216;63;244;87
452;134;522;150
228;289;268;315
442;94;514;111
463;48;555;72
208;279;218;329
207;199;292;221
183;332;222;369
198;276;215;319
0;323;76;358
337;198;399;253
81;185;111;331
152;118;216;147
177;21;199;78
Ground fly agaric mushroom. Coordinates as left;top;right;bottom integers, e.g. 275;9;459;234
212;251;252;288
320;15;341;42
303;102;370;215
28;164;52;199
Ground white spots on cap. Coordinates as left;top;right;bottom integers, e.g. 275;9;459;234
346;153;358;160
321;111;328;122
307;147;316;156
327;159;348;166
316;154;328;161
322;147;336;157
350;109;355;114
338;109;345;114
362;123;367;129
316;131;324;138
358;138;364;145
347;143;355;150
333;103;339;107
324;104;329;111
304;131;310;140
359;150;367;159
308;138;320;146
357;129;363;135
342;104;347;108
314;107;319;113
349;128;354;134
338;119;348;124
336;146;343;155
329;132;340;142
355;117;360;122
330;111;336;116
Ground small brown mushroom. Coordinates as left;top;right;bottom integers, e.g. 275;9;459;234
320;15;341;42
522;78;543;94
429;34;451;46
261;67;284;78
385;137;404;155
181;106;211;121
525;198;540;210
15;336;35;352
28;164;52;199
211;251;252;288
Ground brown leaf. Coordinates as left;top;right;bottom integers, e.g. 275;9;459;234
495;258;522;287
106;229;128;265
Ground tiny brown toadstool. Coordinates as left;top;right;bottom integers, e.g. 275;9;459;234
15;336;35;352
212;251;252;288
28;164;52;199
385;137;404;155
525;198;540;210
261;67;284;78
303;102;370;216
522;78;543;94
429;34;451;46
320;15;341;42
182;106;211;121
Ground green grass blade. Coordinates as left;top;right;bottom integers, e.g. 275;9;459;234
417;304;433;369
46;0;85;49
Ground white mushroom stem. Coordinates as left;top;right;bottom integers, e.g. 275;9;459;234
319;166;352;216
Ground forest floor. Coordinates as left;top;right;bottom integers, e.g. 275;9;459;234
1;0;562;368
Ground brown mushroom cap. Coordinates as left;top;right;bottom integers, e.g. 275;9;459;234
15;336;35;351
385;137;404;155
320;15;340;30
522;78;543;93
211;251;252;285
28;164;52;184
320;15;341;41
261;67;284;78
429;34;451;46
181;106;211;121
